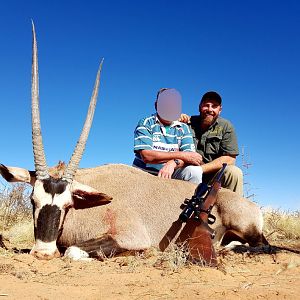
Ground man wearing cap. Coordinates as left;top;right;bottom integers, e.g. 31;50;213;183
132;88;203;183
181;91;243;196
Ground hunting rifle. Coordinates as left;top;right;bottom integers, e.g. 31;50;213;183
179;163;227;266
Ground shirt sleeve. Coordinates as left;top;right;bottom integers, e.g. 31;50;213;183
219;121;239;156
179;123;196;152
133;118;153;152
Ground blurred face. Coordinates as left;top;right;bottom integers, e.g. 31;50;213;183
156;88;182;123
199;99;222;127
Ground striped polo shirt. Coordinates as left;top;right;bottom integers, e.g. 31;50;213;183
133;114;195;174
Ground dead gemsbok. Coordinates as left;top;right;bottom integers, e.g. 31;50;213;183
0;24;267;262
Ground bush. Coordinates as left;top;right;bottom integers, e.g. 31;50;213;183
0;183;32;232
263;209;300;243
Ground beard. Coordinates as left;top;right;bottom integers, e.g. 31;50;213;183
201;113;218;127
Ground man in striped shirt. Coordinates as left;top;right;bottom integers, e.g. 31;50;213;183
133;88;203;184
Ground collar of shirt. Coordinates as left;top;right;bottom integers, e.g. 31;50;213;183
208;117;219;130
155;114;181;127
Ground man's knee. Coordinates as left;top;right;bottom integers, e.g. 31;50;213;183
173;166;202;184
183;165;203;184
222;165;243;196
224;165;243;180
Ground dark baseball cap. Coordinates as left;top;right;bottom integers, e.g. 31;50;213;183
200;91;222;105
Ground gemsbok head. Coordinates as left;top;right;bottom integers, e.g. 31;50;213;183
12;22;112;259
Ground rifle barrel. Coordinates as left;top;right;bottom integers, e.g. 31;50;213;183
215;163;227;183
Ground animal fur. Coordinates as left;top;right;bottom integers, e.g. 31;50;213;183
53;163;266;255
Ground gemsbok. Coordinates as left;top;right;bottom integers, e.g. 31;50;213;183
0;23;267;262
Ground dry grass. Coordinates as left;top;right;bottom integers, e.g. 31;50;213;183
151;242;191;271
0;183;33;249
0;183;32;231
263;209;300;244
111;243;191;273
6;220;34;248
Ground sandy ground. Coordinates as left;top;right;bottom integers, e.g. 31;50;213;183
0;245;299;300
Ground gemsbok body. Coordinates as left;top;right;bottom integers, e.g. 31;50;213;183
0;24;267;261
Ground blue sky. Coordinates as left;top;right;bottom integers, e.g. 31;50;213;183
0;1;299;210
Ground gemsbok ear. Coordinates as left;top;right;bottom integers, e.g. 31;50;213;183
71;180;112;209
0;164;36;185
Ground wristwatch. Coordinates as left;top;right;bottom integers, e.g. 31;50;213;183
174;159;180;166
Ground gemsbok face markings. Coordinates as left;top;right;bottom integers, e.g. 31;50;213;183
31;178;70;244
36;204;62;242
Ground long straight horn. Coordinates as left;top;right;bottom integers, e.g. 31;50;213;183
31;21;49;180
62;59;104;183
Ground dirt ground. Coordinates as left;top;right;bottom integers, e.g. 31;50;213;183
0;244;299;300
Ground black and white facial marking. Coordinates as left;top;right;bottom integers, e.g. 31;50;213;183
31;177;71;243
36;204;62;242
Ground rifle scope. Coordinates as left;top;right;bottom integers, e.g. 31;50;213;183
179;182;209;222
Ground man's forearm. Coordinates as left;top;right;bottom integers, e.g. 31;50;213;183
140;150;184;164
201;155;236;174
139;149;203;166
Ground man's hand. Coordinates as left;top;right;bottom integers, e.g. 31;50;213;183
158;160;176;179
179;114;191;124
180;152;203;166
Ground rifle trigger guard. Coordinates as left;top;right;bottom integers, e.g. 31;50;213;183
207;213;216;225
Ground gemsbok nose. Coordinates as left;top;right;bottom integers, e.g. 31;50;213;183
30;248;61;260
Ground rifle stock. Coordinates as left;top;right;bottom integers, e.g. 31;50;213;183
187;183;220;266
180;163;227;266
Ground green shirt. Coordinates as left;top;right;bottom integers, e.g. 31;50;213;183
189;115;239;163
